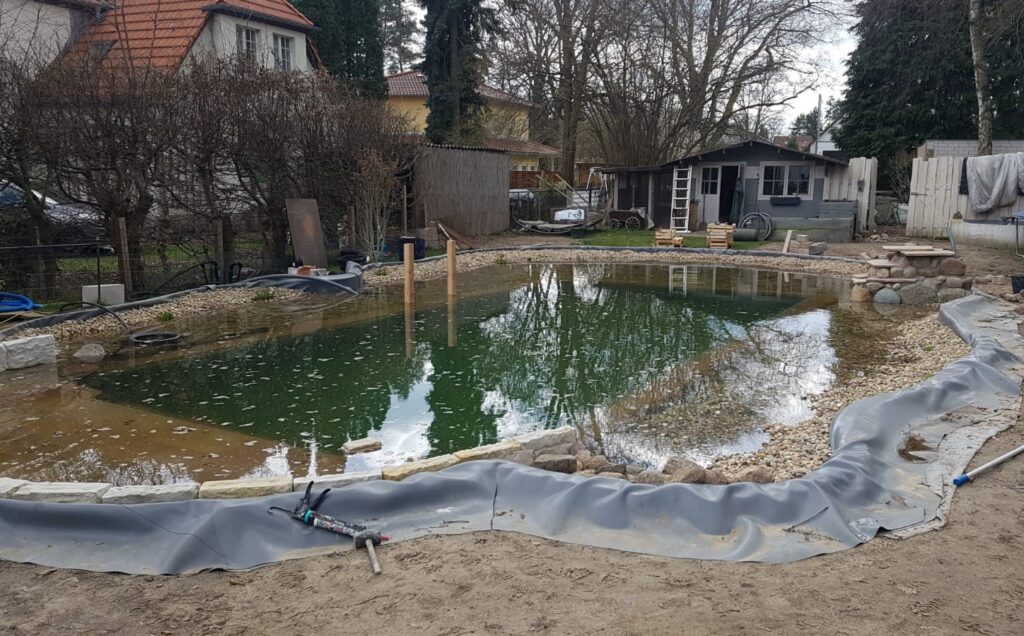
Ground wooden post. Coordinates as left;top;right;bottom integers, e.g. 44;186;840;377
782;229;794;254
117;216;132;292
403;242;415;304
447;297;457;347
446;239;457;297
404;305;414;359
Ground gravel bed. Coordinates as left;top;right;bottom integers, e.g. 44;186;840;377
364;248;867;288
709;313;972;481
11;288;307;343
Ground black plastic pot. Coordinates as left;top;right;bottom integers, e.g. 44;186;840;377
1011;274;1024;294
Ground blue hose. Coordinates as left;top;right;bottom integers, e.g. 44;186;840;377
0;292;41;313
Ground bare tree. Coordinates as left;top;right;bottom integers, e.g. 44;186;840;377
351;151;401;262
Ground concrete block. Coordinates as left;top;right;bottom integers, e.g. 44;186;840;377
1;335;56;370
10;481;110;503
0;477;29;498
512;426;578;451
293;471;382;492
81;283;125;306
198;477;293;499
101;483;199;504
381;454;459;481
453;440;522;462
342;437;383;454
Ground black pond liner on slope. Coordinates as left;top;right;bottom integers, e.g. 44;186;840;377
0;295;1019;573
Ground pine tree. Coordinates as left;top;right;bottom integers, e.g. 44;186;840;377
295;0;387;98
419;0;497;144
381;0;421;73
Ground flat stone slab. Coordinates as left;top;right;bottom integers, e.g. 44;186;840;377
1;334;56;370
101;483;199;504
512;426;577;451
382;455;459;481
293;471;382;492
453;440;522;462
198;477;293;499
10;481;111;503
0;478;29;498
342;438;383;454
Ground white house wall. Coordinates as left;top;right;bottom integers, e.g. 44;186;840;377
186;14;310;72
0;0;83;67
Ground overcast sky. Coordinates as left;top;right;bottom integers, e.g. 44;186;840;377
782;26;857;127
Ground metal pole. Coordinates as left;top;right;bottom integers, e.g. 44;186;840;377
953;442;1024;486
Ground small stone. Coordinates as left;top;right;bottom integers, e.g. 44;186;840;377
937;258;967;277
73;343;106;363
198;477;292;499
866;282;884;292
453;440;522;462
704;469;730;485
535;444;572;457
292;471;382;492
574;470;597;477
533;454;578;474
662;457;706;483
508;450;536;465
512;426;577;451
11;481;111;503
567;442;588;455
583;454;610;470
889;267;903;278
876;269;890;279
634;469;667;485
596;472;626;480
944;277;964;289
342;438;382;454
850;285;872;303
1013;305;1024;315
976;274;992;284
381;455;459;480
873;287;902;305
903;266;917;278
101;483;198;504
936;287;968;303
893;283;902;291
625;464;644;476
733;466;773;484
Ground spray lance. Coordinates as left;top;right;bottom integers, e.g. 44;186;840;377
269;482;389;574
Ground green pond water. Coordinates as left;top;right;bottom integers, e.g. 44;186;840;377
82;263;853;473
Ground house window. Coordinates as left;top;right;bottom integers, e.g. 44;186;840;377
273;34;293;71
700;167;719;195
237;27;259;59
761;163;812;198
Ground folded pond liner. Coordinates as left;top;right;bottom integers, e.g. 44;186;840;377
0;295;1020;573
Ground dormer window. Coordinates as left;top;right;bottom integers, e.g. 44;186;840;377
273;34;293;71
236;26;259;59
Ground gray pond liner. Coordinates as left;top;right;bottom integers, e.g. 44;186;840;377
0;295;1021;573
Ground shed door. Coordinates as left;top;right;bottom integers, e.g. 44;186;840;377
652;172;673;228
698;166;720;226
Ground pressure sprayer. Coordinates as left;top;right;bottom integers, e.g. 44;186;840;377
953;442;1024;486
269;482;389;574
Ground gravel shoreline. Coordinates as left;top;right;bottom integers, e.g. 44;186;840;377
708;312;971;482
9;288;307;343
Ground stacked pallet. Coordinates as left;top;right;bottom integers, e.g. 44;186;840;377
654;229;683;247
706;224;735;249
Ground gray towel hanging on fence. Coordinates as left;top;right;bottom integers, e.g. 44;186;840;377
965;152;1024;213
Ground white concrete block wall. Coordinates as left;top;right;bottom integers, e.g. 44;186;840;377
924;139;1024;158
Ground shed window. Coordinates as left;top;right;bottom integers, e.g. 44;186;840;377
700;167;719;195
787;164;810;196
237;27;259;58
761;165;785;196
273;35;293;71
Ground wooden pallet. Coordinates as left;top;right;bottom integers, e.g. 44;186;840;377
654;228;682;247
706;223;735;249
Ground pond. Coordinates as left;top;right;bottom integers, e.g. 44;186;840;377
0;263;903;485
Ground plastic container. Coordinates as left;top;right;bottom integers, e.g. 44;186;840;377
1011;274;1024;294
398;236;426;261
338;249;367;269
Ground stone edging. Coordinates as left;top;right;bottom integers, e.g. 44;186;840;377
0;427;578;505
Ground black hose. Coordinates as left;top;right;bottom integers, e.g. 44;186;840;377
58;301;130;333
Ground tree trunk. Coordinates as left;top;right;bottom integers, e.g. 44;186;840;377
448;6;461;138
261;205;290;272
968;0;993;156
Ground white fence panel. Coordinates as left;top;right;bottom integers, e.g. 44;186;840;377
824;156;877;232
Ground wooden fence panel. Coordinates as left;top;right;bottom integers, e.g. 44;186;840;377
413;146;511;235
906;155;1024;237
823;156;877;232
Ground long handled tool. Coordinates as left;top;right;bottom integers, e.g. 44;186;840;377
269;482;389;574
953;442;1024;486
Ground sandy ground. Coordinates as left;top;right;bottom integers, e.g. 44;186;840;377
2;417;1023;635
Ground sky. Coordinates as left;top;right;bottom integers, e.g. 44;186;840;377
782;25;858;128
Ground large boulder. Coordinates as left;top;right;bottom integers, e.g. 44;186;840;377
938;287;970;302
73;343;106;363
937;258;967;277
873;287;902;305
898;282;939;305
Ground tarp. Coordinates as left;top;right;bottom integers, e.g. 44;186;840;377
0;296;1020;573
966;152;1024;213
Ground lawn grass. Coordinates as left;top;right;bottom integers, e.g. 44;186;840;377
577;228;761;250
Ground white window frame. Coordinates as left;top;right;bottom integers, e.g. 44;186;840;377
273;34;294;71
236;26;260;59
700;166;719;195
758;162;813;200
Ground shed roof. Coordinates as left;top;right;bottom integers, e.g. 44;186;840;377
386;71;531;107
667;140;848;167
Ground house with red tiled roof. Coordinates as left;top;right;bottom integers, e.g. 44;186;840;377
386;70;560;172
1;0;318;72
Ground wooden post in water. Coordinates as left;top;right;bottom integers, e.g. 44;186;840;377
447;298;457;347
404;305;414;358
403;242;415;304
446;239;457;297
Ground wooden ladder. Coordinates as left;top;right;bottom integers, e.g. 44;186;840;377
670;166;692;233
